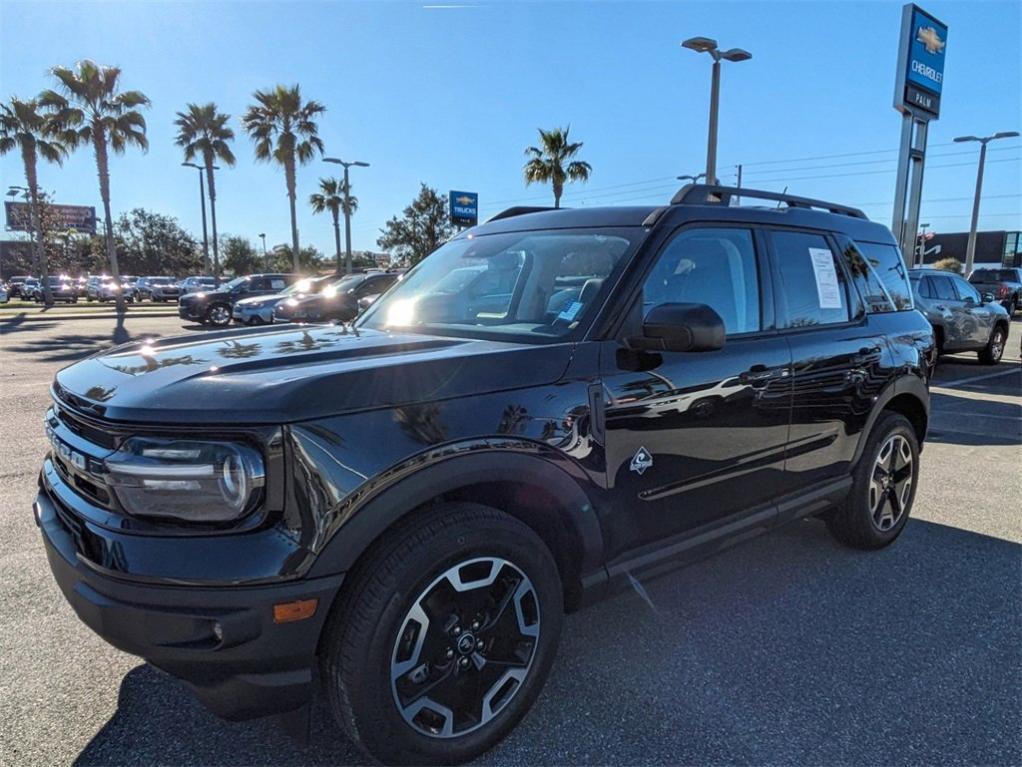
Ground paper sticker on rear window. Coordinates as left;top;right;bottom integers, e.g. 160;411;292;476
808;247;842;309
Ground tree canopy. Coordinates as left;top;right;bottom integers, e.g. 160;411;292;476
377;184;453;266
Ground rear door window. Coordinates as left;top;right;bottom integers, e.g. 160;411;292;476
769;230;851;328
931;275;958;301
856;241;913;310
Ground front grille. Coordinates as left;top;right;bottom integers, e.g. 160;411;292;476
46;395;122;510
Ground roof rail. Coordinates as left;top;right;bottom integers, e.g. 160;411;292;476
487;206;562;222
670;184;868;219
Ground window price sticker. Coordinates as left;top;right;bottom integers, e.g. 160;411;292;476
808;247;842;309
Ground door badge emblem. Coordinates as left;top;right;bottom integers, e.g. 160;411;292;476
630;447;653;475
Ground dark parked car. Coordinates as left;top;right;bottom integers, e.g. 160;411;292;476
274;271;399;323
36;185;932;765
910;268;1010;364
136;276;181;302
178;273;297;326
969;267;1022;315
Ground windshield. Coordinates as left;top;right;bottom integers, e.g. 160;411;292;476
283;276;329;295
221;277;248;290
358;229;637;342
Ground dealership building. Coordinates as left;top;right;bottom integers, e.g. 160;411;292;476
918;230;1022;269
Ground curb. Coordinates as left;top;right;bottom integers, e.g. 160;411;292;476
0;310;179;323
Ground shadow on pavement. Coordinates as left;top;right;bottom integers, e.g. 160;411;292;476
73;518;1021;766
3;319;162;363
928;389;1022;446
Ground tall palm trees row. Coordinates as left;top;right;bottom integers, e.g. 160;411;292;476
1;61;337;306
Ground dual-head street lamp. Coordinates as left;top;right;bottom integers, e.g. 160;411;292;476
676;173;706;184
682;37;751;186
953;131;1019;275
323;157;369;274
182;162;219;276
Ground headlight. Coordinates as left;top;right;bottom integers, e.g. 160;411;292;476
104;437;264;522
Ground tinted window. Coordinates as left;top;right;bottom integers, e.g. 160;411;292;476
771;231;850;328
953;276;981;302
971;269;1018;282
643;227;761;335
839;238;895;313
931;275;957;301
914;276;936;299
857;241;913;310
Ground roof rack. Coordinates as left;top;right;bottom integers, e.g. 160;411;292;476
670;184;868;219
487;206;561;222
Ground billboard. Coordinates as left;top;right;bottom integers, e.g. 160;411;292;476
449;191;479;228
4;201;97;234
894;4;947;118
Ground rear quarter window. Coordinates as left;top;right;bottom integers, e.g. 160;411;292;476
856;241;914;310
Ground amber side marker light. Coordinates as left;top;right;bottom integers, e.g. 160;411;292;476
273;598;319;624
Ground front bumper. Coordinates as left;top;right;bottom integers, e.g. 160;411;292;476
178;302;204;321
35;481;344;720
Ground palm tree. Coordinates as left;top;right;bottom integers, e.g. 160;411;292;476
523;126;592;208
309;177;358;273
0;96;71;305
242;84;325;271
174;102;235;282
41;60;149;312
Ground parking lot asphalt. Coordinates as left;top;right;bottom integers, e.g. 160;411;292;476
1;314;1019;766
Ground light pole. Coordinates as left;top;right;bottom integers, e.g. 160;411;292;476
182;162;211;276
259;233;268;269
676;173;706;184
323;157;369;274
916;223;930;267
681;37;751;186
954;131;1019;276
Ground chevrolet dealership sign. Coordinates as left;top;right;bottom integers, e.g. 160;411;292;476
894;4;948;118
449;191;478;227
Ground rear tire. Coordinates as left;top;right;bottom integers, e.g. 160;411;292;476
321;502;563;765
826;412;918;550
978;325;1006;365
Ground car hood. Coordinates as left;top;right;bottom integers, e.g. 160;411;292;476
53;325;573;424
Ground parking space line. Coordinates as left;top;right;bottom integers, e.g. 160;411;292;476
935;367;1021;389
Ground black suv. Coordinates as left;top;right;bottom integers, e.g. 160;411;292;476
178;273;297;326
35;186;932;765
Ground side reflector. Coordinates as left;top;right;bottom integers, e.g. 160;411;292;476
273;598;319;624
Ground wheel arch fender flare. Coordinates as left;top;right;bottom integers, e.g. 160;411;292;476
853;376;929;467
305;445;606;589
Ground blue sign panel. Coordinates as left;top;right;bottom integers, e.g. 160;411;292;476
894;4;947;118
450;191;478;227
905;6;947;95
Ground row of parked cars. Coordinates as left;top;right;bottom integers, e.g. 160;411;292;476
177;270;402;327
0;274;220;303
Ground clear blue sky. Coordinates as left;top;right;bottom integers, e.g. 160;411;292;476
2;0;1019;259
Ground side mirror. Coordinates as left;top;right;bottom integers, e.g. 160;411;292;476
626;303;725;353
981;291;995;304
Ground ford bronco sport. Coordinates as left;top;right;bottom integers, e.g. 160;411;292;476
35;185;933;764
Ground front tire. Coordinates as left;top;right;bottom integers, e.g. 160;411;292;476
321;502;563;765
205;303;232;327
979;325;1006;365
827;412;919;549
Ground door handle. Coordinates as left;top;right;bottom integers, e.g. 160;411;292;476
739;364;789;385
852;346;882;365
